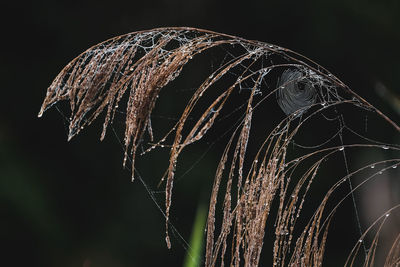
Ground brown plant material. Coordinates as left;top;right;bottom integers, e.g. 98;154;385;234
39;27;400;266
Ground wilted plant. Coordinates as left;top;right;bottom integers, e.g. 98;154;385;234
39;27;400;266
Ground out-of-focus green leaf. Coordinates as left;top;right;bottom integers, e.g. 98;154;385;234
183;203;207;267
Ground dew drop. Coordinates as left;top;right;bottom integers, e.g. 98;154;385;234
370;165;375;169
280;230;289;235
392;165;397;169
165;236;171;249
382;146;389;150
385;213;390;217
129;67;134;71
358;239;363;243
378;171;383;175
339;147;344;151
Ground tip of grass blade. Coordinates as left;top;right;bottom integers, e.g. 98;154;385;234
183;203;207;267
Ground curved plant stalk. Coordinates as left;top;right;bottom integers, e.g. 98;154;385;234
39;27;400;266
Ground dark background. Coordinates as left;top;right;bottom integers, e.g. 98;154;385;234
1;0;399;266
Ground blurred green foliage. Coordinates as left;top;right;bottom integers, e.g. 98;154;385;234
183;203;206;267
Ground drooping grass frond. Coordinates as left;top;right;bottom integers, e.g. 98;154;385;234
39;27;400;266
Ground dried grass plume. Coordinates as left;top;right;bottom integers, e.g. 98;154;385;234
39;27;400;267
